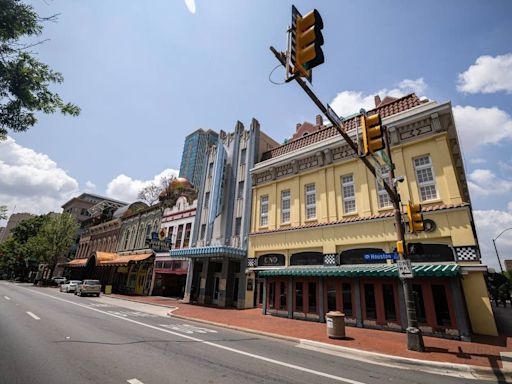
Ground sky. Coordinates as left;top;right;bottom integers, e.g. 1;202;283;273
1;0;511;270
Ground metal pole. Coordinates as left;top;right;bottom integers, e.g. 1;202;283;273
492;238;504;273
383;127;425;352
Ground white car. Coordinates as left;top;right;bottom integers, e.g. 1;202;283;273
60;280;82;293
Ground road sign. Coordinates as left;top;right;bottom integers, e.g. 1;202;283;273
397;259;413;279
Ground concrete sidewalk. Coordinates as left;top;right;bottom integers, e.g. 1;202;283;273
109;294;511;374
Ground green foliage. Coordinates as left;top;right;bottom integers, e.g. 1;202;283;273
0;0;80;140
11;214;49;242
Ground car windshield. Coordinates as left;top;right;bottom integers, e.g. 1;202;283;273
70;281;81;284
84;280;100;285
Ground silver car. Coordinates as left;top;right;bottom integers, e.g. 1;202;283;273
60;280;82;293
75;280;101;297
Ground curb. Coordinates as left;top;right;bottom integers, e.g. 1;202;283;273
107;295;179;310
169;311;511;382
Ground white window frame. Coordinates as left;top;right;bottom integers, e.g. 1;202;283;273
281;189;291;224
260;195;269;227
414;155;438;201
305;183;316;220
376;171;392;209
341;174;356;214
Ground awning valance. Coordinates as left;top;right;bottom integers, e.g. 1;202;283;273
100;253;154;266
170;246;246;259
60;258;87;268
257;263;460;278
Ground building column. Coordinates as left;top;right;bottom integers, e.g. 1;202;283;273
354;278;363;328
319;277;325;322
182;259;194;303
451;278;471;341
287;278;293;319
262;277;267;315
218;258;229;307
199;258;209;304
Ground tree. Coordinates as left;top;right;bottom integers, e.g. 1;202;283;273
137;175;176;206
0;205;7;220
36;213;78;276
0;0;80;140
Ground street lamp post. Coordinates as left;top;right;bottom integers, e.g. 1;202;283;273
492;227;512;273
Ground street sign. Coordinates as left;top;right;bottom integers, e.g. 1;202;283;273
397;259;413;279
364;253;399;261
326;104;344;127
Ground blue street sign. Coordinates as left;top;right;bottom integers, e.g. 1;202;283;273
364;253;399;261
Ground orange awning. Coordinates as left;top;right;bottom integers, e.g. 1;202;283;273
100;253;153;267
61;258;87;268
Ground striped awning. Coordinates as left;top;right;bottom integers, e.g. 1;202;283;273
170;246;246;259
257;263;460;278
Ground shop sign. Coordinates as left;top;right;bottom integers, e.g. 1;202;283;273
340;248;385;264
407;243;455;262
364;252;398;261
258;253;285;267
290;252;323;266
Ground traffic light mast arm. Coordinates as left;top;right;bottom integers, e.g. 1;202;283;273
270;46;399;204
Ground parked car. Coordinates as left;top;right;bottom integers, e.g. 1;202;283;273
60;280;82;293
75;280;101;297
51;277;67;286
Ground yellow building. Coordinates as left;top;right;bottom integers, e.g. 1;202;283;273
245;94;497;340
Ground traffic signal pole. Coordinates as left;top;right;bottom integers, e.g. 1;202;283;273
383;128;425;352
270;45;425;352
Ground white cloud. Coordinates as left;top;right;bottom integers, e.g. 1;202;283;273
85;181;96;192
330;78;427;116
473;207;512;271
468;158;487;165
105;168;179;203
0;137;79;217
467;169;512;197
457;53;512;94
452;105;512;153
184;0;196;14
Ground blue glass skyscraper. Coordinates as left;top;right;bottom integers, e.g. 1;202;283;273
179;129;218;188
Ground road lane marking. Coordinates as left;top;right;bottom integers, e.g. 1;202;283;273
127;379;144;384
4;296;10;300
26;311;40;320
19;287;366;384
159;323;217;334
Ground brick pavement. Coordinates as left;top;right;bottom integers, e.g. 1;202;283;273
109;294;511;370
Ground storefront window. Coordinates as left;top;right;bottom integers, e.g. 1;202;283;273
412;284;427;323
268;281;275;309
382;284;396;321
295;282;304;312
364;284;376;320
342;283;353;317
279;281;287;309
327;281;336;312
308;282;317;313
432;284;451;326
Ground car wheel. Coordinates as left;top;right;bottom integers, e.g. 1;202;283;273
96;293;100;297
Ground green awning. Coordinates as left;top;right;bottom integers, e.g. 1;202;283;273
257;263;460;278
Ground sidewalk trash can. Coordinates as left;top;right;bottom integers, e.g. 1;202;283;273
326;311;346;339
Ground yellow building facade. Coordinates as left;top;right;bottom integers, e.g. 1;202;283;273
246;94;497;339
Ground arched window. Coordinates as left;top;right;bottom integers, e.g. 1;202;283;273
124;229;130;250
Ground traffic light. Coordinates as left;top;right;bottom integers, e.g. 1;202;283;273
290;6;324;80
360;113;384;155
406;202;424;233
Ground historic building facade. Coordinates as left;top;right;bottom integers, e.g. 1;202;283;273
171;119;278;308
151;191;197;297
246;94;497;339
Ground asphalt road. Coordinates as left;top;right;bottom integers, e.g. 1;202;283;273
0;282;497;384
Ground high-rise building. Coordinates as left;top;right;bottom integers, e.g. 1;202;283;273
0;213;35;243
179;129;219;188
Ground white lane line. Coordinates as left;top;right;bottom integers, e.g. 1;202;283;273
18;287;366;384
26;311;40;320
127;379;144;384
4;296;11;300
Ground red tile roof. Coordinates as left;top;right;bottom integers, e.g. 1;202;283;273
249;202;469;236
261;93;423;161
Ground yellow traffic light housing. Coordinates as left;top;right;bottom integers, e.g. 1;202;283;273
406;202;424;233
290;6;324;81
361;113;384;155
396;240;404;255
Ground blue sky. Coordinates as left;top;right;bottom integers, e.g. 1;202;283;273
1;0;511;269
